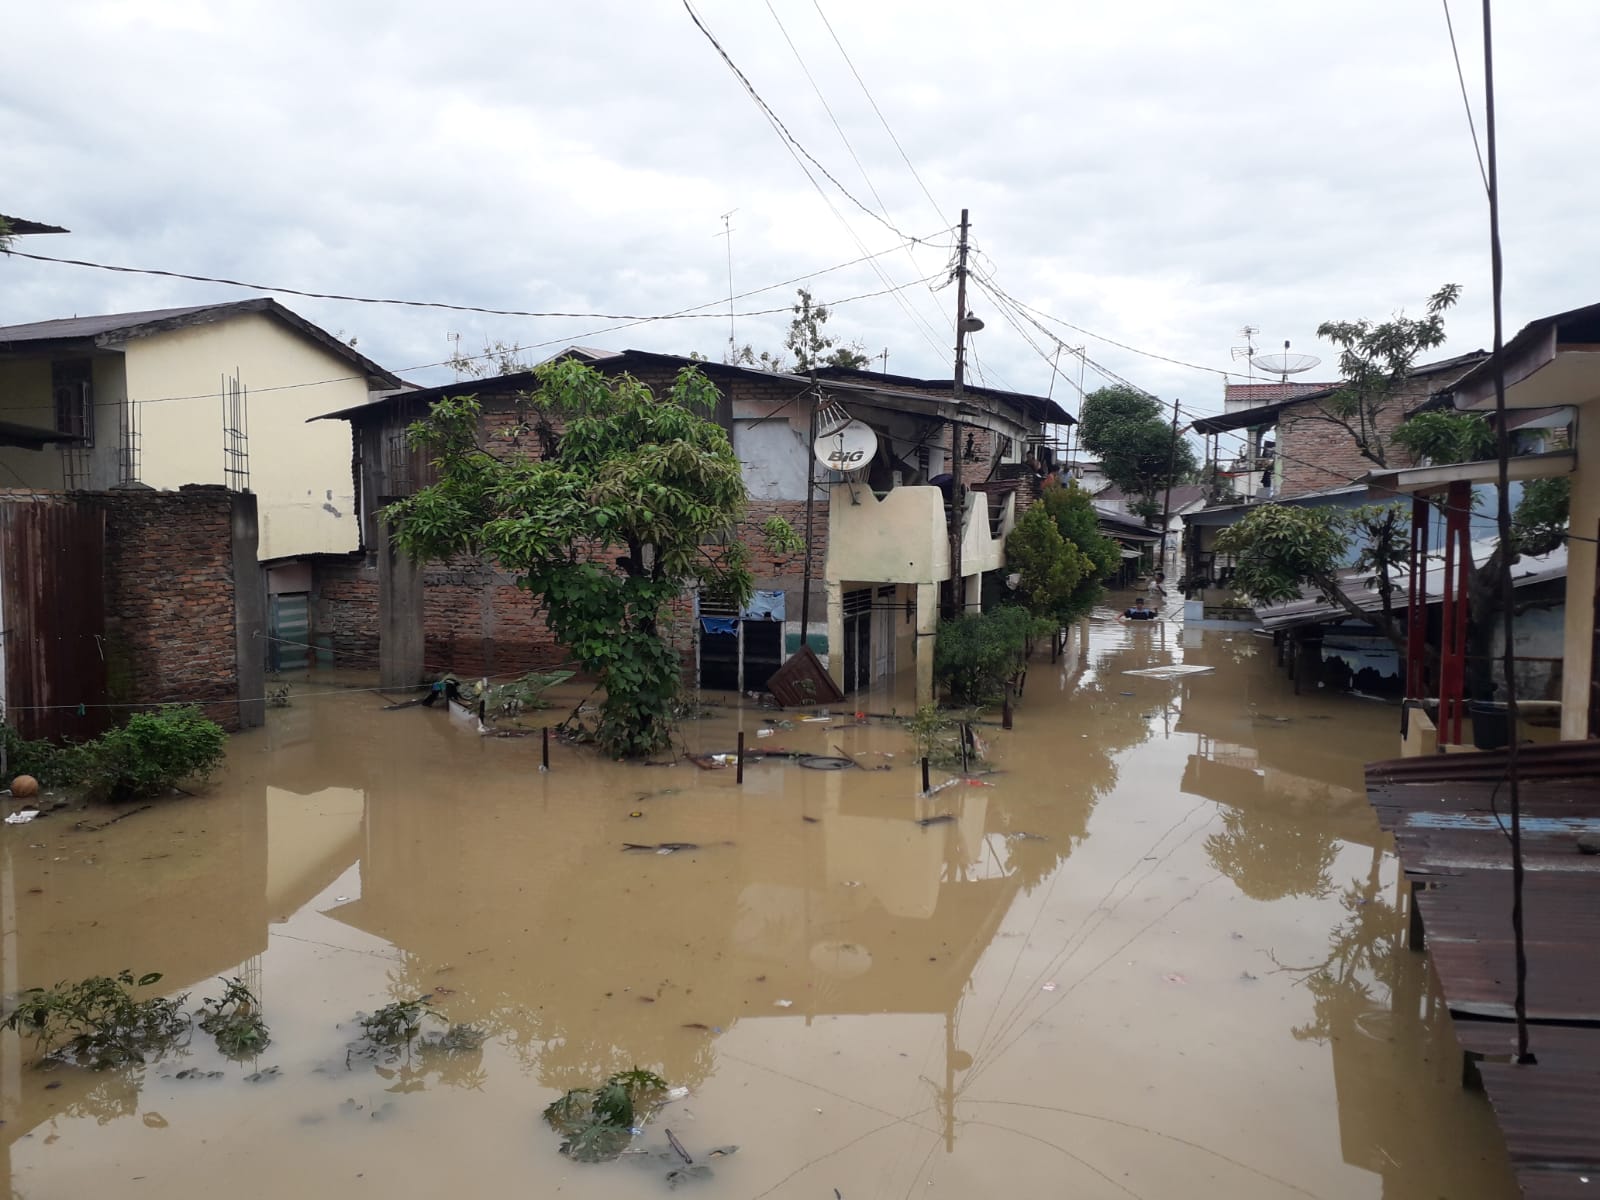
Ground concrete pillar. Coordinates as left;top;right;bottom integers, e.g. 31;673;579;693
230;493;267;730
824;579;844;691
916;581;938;707
378;520;425;690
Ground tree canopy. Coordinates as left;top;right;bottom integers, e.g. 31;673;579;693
1075;385;1197;517
736;288;871;372
384;359;779;757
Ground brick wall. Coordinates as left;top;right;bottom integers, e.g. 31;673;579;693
313;561;380;669
1276;380;1431;498
97;486;244;729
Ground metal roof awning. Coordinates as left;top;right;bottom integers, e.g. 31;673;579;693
1119;547;1143;559
1366;450;1576;495
0;420;86;450
1255;541;1567;632
1447;300;1600;410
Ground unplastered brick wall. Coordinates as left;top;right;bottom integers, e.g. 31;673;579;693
1275;381;1432;498
98;486;243;729
313;561;380;669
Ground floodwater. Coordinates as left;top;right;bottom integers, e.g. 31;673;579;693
1;601;1517;1199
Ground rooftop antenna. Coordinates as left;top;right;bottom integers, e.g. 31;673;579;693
1250;339;1320;385
716;210;738;362
1230;325;1260;383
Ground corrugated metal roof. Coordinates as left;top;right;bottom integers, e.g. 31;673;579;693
1254;541;1566;631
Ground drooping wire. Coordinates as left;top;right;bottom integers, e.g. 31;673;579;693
1443;0;1492;194
809;0;950;228
678;0;919;244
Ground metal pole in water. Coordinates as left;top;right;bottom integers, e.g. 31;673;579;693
541;726;550;772
959;724;970;774
736;731;745;784
921;756;930;792
1002;685;1014;730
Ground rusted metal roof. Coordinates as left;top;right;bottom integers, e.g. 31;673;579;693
1364;740;1600;1198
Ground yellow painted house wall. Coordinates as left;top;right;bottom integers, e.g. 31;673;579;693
0;355;128;489
126;314;370;561
1560;408;1598;740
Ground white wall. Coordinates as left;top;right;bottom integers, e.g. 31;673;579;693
825;483;950;585
125;313;372;561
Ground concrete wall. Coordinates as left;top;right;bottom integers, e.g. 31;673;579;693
824;483;949;585
125;312;371;561
1560;406;1599;739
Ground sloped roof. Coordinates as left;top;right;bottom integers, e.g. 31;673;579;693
312;346;1073;427
0;298;402;388
1191;351;1488;436
1222;380;1337;406
1095;483;1209;512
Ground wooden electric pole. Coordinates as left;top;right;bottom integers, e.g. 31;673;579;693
949;208;972;605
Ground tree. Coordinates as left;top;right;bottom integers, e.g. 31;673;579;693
0;215;13;252
1004;504;1091;626
384;359;786;757
449;337;533;381
1038;482;1121;620
1076;385;1197;517
1305;284;1461;468
735;288;870;372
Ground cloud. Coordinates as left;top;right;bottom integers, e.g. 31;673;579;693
5;0;1598;414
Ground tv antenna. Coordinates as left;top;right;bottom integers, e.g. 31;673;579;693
1249;339;1320;384
1230;326;1260;381
716;209;738;363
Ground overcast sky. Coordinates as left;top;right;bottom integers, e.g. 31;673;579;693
5;0;1597;420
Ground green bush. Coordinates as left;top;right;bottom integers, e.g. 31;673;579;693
934;605;1036;707
1;723;78;787
75;706;228;803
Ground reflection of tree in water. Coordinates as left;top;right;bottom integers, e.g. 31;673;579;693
53;1066;146;1125
383;950;719;1096
1275;855;1401;1044
1204;806;1339;901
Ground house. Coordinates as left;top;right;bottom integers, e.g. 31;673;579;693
1375;299;1600;743
1190;352;1486;504
1093;482;1208;576
0;299;403;565
309;349;1072;706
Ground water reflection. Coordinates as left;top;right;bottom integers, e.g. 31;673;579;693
1;622;1516;1199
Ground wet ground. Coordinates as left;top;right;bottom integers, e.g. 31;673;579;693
2;601;1518;1199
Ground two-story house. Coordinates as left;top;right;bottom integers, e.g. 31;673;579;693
310;349;1070;706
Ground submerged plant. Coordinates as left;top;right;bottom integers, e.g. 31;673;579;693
359;997;440;1047
196;977;271;1059
2;970;189;1069
542;1066;671;1163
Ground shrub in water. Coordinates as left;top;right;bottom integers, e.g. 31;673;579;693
75;705;227;803
2;970;189;1069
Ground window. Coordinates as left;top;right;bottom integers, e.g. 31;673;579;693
52;359;94;446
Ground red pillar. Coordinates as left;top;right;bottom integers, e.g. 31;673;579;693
1437;480;1472;745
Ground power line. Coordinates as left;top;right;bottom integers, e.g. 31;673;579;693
5;233;941;323
1441;0;1491;194
809;0;949;228
0;272;943;415
679;0;920;244
761;0;954;346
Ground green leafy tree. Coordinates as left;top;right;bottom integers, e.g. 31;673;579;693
1004;504;1091;625
1307;284;1460;468
384;359;784;757
0;215;13;252
1076;385;1197;517
933;605;1034;706
1038;482;1121;620
735;288;871;372
1390;409;1496;465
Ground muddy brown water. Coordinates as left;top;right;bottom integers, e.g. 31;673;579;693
2;611;1516;1198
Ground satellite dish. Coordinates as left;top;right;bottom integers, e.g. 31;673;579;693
814;419;877;474
1250;352;1320;376
1249;340;1320;383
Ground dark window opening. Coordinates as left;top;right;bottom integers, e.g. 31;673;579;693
52;359;93;445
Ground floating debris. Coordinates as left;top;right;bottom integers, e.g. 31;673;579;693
621;842;722;855
1004;831;1047;842
1122;665;1215;679
915;814;955;827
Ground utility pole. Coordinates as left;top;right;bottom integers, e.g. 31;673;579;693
948;208;972;608
1157;400;1182;576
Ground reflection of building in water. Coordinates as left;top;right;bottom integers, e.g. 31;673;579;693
0;778;363;1180
318;752;1050;1151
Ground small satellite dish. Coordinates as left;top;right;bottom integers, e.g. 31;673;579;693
813;419;877;474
